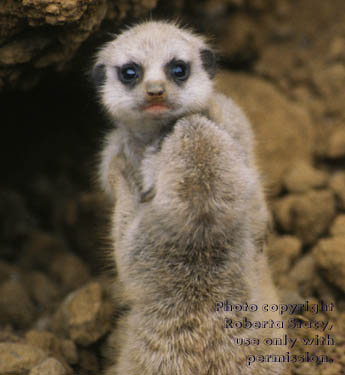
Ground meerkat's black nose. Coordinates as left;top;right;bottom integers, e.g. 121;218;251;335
146;81;165;97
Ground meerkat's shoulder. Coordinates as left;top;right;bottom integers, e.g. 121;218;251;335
208;92;254;156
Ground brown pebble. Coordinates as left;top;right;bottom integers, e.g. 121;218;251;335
283;162;328;193
266;235;302;284
330;215;345;237
0;279;35;328
25;330;74;372
50;253;91;293
21;231;68;270
0;327;23;343
320;363;343;375
313;237;345;293
60;339;78;365
274;190;336;244
329;172;345;209
0;261;18;283
329;37;345;60
288;252;339;299
272;195;295;231
29;357;67;375
0;343;47;374
52;281;113;346
327;127;345;159
78;348;100;373
24;271;61;307
26;330;59;351
267;235;302;262
288;254;316;293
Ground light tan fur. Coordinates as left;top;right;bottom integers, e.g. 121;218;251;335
105;115;286;375
93;20;286;375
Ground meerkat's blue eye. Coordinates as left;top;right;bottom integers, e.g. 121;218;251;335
118;63;142;85
169;60;190;82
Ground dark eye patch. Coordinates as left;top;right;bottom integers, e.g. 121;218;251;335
200;49;217;79
117;62;143;87
91;64;106;88
166;59;190;85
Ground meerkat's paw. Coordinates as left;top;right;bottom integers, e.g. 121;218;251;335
156;113;256;205
138;113;260;244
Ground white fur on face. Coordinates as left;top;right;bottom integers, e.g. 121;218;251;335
96;21;214;132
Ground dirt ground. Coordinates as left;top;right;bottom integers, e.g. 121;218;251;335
0;0;344;374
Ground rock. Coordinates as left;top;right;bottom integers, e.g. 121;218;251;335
61;191;109;268
266;235;302;283
21;231;68;271
272;195;296;231
25;330;74;372
329;37;345;61
312;63;345;115
24;271;61;307
29;357;67;375
0;328;23;344
49;252;91;293
52;281;113;346
283;162;328;193
0;0;158;90
271;235;302;261
320;363;343;375
215;71;314;195
274;190;336;244
313;237;345;293
0;36;51;65
0;343;47;374
21;231;90;292
0;278;35;329
0;190;36;261
330;215;345;237
294;362;322;375
78;348;100;374
288;254;316;296
0;261;18;283
329;172;345;209
60;339;78;365
287;253;337;302
25;331;60;353
33;314;53;332
22;0;93;25
327;127;345;159
219;13;259;62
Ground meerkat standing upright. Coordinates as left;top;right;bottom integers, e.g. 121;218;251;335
92;21;287;374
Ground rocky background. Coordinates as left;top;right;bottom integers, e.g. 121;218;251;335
0;0;344;374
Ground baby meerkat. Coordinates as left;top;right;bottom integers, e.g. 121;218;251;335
92;20;286;374
93;20;268;247
106;114;287;375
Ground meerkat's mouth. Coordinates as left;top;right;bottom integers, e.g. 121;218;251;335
142;101;171;115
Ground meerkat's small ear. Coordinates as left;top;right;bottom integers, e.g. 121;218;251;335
91;64;106;88
200;49;217;79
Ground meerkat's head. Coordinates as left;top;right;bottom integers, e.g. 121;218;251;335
92;21;216;136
